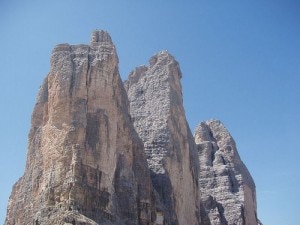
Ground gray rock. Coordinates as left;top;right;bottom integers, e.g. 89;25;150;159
125;51;200;225
5;30;262;225
195;120;260;225
5;30;155;225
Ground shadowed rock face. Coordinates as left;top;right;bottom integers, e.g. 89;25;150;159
5;30;155;225
125;51;200;225
195;120;260;225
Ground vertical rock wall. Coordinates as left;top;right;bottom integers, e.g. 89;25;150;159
125;51;200;225
5;30;261;225
195;120;260;225
5;31;155;225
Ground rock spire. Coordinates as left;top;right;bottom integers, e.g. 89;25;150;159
5;30;261;225
5;30;155;225
125;51;200;225
195;120;260;225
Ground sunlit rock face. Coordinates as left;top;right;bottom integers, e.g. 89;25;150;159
5;30;262;225
5;30;155;225
195;120;261;225
125;51;201;225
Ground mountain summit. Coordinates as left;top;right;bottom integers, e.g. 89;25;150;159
5;31;261;225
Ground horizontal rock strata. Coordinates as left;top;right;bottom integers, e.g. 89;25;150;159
125;51;200;225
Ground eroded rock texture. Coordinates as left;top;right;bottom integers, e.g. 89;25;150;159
5;31;155;225
195;120;260;225
125;51;200;225
5;30;261;225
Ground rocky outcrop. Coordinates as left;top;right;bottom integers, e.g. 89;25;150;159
195;120;260;225
5;30;261;225
125;51;200;225
5;30;155;225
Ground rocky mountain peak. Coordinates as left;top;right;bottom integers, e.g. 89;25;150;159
127;50;182;88
195;119;259;225
90;30;113;45
125;51;200;225
5;30;154;225
5;31;261;225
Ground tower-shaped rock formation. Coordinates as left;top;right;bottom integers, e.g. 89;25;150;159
5;30;155;225
195;120;260;225
125;51;200;225
5;30;262;225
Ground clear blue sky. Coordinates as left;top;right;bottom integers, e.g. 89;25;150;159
0;1;299;224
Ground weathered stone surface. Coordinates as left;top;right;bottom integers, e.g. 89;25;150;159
5;30;262;225
5;30;155;225
195;120;260;225
125;51;200;225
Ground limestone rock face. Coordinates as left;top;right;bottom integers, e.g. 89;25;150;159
195;120;260;225
5;30;262;225
125;51;200;225
5;30;155;225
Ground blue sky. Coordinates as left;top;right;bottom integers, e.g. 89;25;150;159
0;1;299;224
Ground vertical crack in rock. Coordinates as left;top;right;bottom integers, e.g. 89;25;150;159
125;51;201;225
195;120;260;225
5;30;155;225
